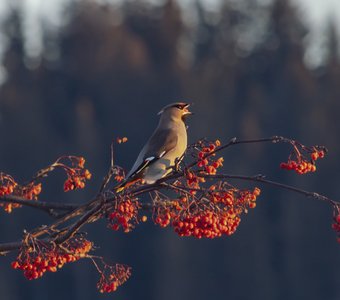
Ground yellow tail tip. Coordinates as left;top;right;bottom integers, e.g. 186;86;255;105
115;186;125;193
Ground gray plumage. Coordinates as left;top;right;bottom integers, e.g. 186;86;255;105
116;102;192;191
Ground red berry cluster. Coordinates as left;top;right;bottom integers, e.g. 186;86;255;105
210;189;233;205
154;209;172;227
152;197;187;227
152;185;260;239
173;210;241;238
0;173;42;213
170;187;260;238
0;173;17;196
210;186;260;209
310;150;325;161
17;183;42;200
11;238;92;280
97;263;131;294
60;156;92;192
185;171;206;194
114;175;125;182
0;173;18;212
280;161;316;174
332;213;340;243
196;140;223;175
280;146;326;175
117;136;128;144
236;188;260;209
108;199;139;232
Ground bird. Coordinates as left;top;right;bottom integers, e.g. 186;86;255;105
115;102;193;192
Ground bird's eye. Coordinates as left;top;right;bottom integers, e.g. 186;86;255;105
175;104;185;110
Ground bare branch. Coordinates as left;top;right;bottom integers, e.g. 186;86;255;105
0;194;79;215
200;173;340;206
98;141;117;194
0;241;24;254
54;202;103;244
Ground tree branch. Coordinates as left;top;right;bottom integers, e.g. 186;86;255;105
200;173;340;206
0;136;334;257
0;195;79;215
54;202;104;244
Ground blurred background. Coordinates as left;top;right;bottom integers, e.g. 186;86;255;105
0;0;340;299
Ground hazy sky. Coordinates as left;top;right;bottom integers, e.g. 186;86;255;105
0;0;339;69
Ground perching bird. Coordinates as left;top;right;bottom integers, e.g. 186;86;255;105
115;102;192;192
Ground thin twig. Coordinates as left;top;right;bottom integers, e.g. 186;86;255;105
98;141;116;194
200;173;340;206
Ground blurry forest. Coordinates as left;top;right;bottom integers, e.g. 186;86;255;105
0;0;340;299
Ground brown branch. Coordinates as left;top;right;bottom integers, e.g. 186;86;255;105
29;197;100;238
200;173;340;206
187;135;288;169
0;201;104;253
3;170;335;254
0;194;79;216
0;241;24;254
54;202;104;244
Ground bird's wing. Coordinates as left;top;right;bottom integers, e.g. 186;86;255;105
127;128;178;179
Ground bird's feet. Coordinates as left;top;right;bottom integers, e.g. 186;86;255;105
174;157;183;172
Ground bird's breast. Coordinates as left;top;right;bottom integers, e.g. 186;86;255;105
143;125;187;184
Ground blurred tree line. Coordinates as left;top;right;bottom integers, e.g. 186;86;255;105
0;0;339;300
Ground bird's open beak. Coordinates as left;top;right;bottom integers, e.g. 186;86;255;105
183;103;193;116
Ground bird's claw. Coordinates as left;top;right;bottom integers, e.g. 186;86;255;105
174;157;183;172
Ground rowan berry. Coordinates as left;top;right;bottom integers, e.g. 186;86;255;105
12;237;92;280
97;264;131;294
311;152;318;161
332;214;340;234
318;151;325;158
78;157;86;168
108;199;139;232
117;137;128;144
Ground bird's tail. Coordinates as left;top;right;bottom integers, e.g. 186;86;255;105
113;181;127;193
113;178;140;193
